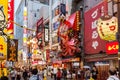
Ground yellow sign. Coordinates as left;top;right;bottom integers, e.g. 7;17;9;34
97;15;118;41
0;36;7;57
0;0;8;20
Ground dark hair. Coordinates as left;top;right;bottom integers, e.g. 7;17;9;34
1;76;8;80
31;68;38;75
109;69;116;75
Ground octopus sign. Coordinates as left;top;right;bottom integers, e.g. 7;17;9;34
97;15;118;41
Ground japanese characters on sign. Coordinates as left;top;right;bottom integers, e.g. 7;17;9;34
106;41;118;54
7;0;14;34
7;39;18;62
84;1;107;54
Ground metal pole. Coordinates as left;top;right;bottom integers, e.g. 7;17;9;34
80;0;85;70
117;0;120;78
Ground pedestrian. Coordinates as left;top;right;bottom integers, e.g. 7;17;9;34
43;68;47;80
16;68;21;80
22;69;28;80
107;67;119;80
53;67;57;80
56;68;62;80
10;68;17;80
115;67;119;78
77;68;81;79
51;69;54;78
29;68;42;80
84;68;91;80
62;68;67;80
91;66;98;80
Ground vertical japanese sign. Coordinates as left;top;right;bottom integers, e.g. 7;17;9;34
23;7;27;45
7;0;14;36
46;49;50;62
44;28;49;42
36;17;43;49
7;39;18;62
84;1;107;54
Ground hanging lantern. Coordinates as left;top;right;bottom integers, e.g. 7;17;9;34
97;15;118;41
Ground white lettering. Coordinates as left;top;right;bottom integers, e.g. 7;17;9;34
7;23;11;28
101;6;104;16
91;20;97;29
92;31;98;39
92;41;98;49
91;9;98;19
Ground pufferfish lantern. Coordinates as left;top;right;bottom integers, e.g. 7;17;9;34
97;15;118;41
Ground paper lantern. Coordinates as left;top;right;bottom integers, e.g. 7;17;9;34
97;15;118;41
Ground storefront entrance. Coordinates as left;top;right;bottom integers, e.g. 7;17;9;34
96;64;109;80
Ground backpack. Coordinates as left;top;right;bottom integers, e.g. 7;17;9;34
57;71;62;78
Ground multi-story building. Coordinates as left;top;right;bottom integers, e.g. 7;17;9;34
15;0;49;66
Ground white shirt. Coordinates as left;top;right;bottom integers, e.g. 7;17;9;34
53;68;57;74
107;75;119;80
29;75;42;80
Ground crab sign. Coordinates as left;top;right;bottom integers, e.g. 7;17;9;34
57;20;80;56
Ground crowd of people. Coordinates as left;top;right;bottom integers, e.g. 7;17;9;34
49;65;120;80
0;65;120;80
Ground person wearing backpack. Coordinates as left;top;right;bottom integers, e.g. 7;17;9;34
56;68;62;80
29;68;42;80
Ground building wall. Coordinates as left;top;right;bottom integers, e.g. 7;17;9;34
15;0;25;50
84;0;102;11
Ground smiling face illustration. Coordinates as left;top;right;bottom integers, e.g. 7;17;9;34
97;15;118;41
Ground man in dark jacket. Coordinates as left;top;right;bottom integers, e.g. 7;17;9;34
23;69;28;80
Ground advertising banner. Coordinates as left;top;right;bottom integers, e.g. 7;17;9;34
84;1;107;54
106;41;118;54
7;0;14;35
36;17;43;38
7;39;18;61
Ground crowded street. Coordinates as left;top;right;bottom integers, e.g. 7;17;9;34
0;0;120;80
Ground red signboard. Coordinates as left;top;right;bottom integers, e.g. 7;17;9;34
46;49;50;61
7;0;14;34
106;41;118;54
36;17;43;38
84;1;107;54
